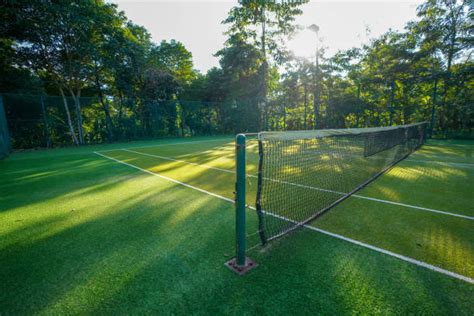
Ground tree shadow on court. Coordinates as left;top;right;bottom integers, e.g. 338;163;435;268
1;158;473;314
363;160;473;216
1;139;473;314
86;222;474;314
102;151;237;199
0;178;236;314
0;155;141;211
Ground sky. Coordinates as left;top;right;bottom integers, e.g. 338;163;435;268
113;0;425;73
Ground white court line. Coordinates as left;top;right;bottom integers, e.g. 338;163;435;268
350;195;474;220
94;151;474;284
122;149;234;174
98;138;232;153
94;152;234;203
121;149;474;221
307;226;474;284
405;159;474;168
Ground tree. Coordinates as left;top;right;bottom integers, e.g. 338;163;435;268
4;1;129;144
415;0;472;130
88;3;129;142
223;0;307;129
149;40;195;86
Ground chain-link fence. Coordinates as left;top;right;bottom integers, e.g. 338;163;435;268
2;92;472;152
1;93;262;150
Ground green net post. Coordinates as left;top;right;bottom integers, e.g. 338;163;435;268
225;133;256;275
429;78;438;138
235;134;246;265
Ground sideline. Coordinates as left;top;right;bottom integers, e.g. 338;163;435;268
98;138;232;153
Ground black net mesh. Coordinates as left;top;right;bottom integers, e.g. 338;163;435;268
255;122;428;244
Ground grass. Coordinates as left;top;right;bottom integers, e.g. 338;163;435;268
0;136;473;314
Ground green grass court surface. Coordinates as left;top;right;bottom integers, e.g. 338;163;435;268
1;136;473;314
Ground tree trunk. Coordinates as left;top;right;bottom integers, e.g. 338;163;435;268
430;78;438;137
303;84;308;129
103;99;114;141
69;88;84;144
314;41;320;129
97;93;114;142
314;93;319;129
40;95;52;147
180;105;185;137
441;19;457;129
118;91;124;126
389;81;395;126
94;70;114;142
59;87;79;145
208;108;213;135
260;7;268;131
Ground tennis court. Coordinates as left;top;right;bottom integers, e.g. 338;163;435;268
0;136;473;314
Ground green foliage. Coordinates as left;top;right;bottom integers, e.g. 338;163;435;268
0;0;472;149
222;0;308;128
273;0;472;135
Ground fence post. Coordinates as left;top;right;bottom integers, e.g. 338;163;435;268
40;95;52;147
225;133;256;275
430;78;438;138
389;81;395;126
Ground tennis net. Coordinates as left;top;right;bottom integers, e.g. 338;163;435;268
255;122;428;244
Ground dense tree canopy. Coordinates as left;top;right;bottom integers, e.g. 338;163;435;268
0;0;472;149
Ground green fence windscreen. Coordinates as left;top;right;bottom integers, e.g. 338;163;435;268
0;96;11;159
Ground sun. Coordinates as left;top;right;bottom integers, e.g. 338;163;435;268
287;29;317;59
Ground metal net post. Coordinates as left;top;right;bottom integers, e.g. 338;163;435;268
225;134;257;275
